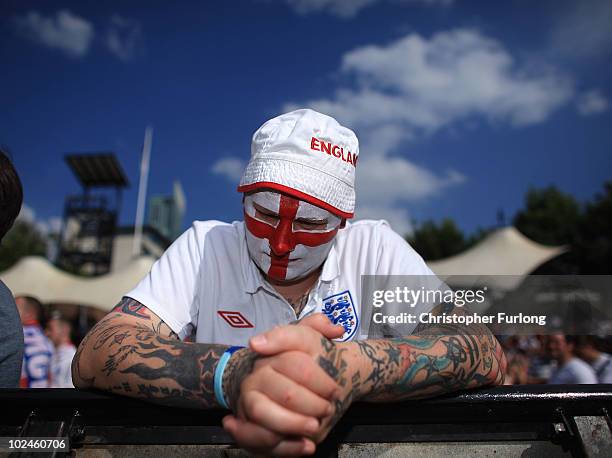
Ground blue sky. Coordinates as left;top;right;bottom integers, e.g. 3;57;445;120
2;0;611;237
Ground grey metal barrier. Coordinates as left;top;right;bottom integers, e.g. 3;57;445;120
1;385;612;457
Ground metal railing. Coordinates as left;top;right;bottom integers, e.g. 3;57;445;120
2;385;612;457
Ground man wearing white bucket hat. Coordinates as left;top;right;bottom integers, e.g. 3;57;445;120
73;109;506;456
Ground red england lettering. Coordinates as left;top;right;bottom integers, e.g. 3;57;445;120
309;136;357;167
320;140;331;155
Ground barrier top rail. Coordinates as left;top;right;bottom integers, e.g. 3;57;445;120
2;384;612;426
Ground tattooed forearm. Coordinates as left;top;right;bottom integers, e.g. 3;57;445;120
222;348;258;411
351;303;507;402
315;337;362;430
72;297;235;409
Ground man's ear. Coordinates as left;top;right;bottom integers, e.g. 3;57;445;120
340;218;347;229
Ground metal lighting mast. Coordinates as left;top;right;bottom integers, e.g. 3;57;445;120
132;126;153;256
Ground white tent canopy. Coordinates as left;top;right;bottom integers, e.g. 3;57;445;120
0;227;565;310
0;256;155;311
427;226;567;291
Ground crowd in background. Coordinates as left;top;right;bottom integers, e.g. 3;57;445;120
502;334;612;385
3;146;612;389
15;295;75;388
15;294;612;389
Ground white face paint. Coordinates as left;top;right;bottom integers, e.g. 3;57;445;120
243;191;342;282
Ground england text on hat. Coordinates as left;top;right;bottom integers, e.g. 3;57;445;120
310;137;358;167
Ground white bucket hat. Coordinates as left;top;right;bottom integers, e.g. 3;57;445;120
238;108;359;218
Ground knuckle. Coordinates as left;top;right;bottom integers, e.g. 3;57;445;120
249;401;265;423
300;362;314;382
282;387;295;405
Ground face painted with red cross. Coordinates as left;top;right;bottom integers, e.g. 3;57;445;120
243;191;342;282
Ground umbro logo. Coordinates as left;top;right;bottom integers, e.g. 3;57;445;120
217;310;254;328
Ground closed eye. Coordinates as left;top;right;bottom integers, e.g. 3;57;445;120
253;203;279;224
294;219;328;231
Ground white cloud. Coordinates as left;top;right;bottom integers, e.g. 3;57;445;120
106;15;143;61
550;0;612;59
356;205;414;236
294;29;573;154
284;0;452;19
13;10;94;58
353;156;465;235
356;156;465;203
284;28;576;233
577;90;609;116
212;157;245;183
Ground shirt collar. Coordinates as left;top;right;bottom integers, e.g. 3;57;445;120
241;231;264;294
240;222;341;294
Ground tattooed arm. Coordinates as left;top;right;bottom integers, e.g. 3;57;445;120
71;296;255;409
336;302;507;406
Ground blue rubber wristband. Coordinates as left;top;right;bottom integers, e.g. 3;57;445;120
214;346;244;409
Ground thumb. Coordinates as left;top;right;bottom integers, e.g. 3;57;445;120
297;313;345;339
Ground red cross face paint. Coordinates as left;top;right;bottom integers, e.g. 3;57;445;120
244;191;342;281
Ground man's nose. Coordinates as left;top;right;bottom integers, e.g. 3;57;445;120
270;219;295;256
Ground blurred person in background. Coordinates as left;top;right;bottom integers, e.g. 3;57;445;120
15;295;54;388
46;312;76;388
527;335;556;384
547;334;597;384
574;336;612;383
0;149;24;388
500;336;528;384
504;351;529;385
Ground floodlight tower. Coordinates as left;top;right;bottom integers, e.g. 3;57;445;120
57;153;129;275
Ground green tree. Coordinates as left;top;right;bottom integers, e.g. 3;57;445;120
0;220;47;272
576;182;612;274
408;218;467;261
466;227;492;248
513;186;581;246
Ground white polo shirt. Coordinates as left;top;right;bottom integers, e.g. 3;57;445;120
126;219;437;346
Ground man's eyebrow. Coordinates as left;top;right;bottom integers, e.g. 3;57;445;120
252;201;328;223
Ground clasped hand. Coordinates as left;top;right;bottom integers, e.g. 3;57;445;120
222;314;351;456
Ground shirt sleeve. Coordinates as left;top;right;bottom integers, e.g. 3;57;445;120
375;221;436;276
599;356;612;383
573;363;599;384
125;223;204;339
0;283;24;388
52;347;76;388
367;221;447;338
